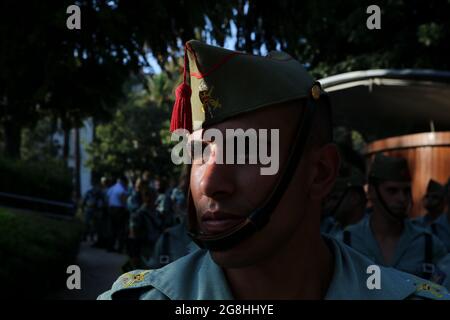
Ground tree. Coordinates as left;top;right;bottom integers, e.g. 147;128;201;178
3;0;449;160
0;0;236;158
86;72;177;179
230;0;450;78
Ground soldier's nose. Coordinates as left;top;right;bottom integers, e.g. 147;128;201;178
199;158;235;200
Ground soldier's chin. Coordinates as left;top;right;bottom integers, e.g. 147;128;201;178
210;236;264;269
390;209;407;219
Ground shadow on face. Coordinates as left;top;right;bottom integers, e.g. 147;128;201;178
189;101;339;268
370;181;412;218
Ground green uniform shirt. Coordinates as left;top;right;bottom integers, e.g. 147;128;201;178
337;215;448;279
412;214;442;228
430;214;450;252
146;220;195;269
321;218;345;238
98;236;450;300
320;216;336;234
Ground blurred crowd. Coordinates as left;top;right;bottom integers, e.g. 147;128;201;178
79;150;450;290
80;170;192;272
321;152;450;288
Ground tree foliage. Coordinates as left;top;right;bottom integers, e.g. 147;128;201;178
0;0;235;158
86;72;176;178
1;0;449;163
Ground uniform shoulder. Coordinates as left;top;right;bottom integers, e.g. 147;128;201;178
340;217;367;239
97;269;166;300
401;272;450;300
98;249;215;300
326;236;450;300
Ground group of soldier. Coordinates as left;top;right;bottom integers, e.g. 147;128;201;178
99;40;450;300
321;153;450;289
81;170;193;272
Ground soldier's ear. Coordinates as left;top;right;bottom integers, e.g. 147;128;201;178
308;143;340;201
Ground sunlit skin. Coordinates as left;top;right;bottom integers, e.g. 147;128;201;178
368;180;412;264
189;102;340;299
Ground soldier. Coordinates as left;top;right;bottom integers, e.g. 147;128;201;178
106;175;129;252
413;179;446;227
126;188;163;270
127;178;145;214
429;179;450;252
340;154;449;284
322;168;367;237
99;41;449;300
91;176;111;248
145;218;195;269
81;179;105;242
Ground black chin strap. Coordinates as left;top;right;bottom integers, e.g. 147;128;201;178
188;95;323;251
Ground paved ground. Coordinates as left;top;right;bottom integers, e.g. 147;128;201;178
47;241;128;300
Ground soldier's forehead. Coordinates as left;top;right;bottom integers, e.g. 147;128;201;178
196;103;301;134
381;180;411;187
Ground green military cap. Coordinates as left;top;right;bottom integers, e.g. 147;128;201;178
333;167;366;193
368;153;411;182
170;40;323;132
441;178;450;199
426;179;445;195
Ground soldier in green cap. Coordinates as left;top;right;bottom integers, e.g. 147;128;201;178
429;179;450;252
413;179;446;227
99;41;450;300
339;153;449;285
322;167;367;237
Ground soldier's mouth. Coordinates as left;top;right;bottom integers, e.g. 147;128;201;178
200;210;246;234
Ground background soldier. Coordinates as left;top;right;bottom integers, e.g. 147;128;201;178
341;154;448;284
429;180;450;252
126;188;162;270
145;218;194;269
413;179;446;227
81;179;105;243
322;167;367;236
106;175;129;252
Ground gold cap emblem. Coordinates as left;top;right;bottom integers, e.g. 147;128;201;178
311;83;321;100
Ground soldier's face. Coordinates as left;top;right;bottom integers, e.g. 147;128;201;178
334;189;367;225
323;189;345;214
189;102;339;268
423;192;444;211
371;181;412;218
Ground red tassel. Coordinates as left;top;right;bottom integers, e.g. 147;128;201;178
170;82;192;133
170;45;193;133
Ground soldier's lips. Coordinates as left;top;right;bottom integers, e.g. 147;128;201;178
200;210;246;234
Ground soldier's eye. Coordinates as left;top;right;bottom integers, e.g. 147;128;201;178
188;140;209;163
386;187;397;195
